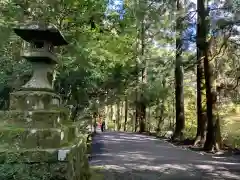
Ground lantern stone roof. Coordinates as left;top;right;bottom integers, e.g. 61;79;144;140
13;22;68;46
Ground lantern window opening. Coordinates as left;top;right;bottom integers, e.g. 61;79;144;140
23;40;54;53
35;41;44;48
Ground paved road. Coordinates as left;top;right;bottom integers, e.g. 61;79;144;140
89;131;240;180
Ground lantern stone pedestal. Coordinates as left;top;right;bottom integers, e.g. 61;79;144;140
0;23;90;180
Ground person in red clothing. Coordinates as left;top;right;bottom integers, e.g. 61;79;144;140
98;116;102;128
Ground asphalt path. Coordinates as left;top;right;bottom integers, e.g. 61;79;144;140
89;131;240;180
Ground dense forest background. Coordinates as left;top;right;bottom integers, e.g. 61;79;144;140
0;0;240;152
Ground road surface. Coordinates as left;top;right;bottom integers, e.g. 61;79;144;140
89;131;240;180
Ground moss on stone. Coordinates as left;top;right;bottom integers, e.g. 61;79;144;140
0;86;91;180
0;134;91;180
0;127;36;148
0;126;78;149
9;91;61;111
66;136;91;180
0;110;71;128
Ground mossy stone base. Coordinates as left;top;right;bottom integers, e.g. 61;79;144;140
0;126;76;149
0;110;69;128
0;86;90;180
0;136;90;180
10;91;61;111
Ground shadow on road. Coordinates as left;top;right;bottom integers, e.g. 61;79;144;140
89;132;240;180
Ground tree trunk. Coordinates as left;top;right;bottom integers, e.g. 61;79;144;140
93;112;97;133
105;105;108;130
111;104;116;131
132;107;135;132
124;95;128;131
121;100;124;130
139;11;147;133
196;0;221;152
194;55;207;146
134;8;140;133
147;106;151;132
157;79;166;132
170;94;175;130
117;100;121;131
139;94;146;133
202;39;215;151
135;90;139;132
173;0;185;140
110;104;113;120
194;0;207;146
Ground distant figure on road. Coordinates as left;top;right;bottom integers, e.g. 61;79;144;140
101;120;105;132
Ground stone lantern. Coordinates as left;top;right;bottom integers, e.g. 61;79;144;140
0;23;90;180
10;23;67;111
14;23;67;89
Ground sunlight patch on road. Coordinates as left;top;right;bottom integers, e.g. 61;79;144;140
221;171;240;179
195;164;240;180
195;164;215;171
198;160;240;166
124;163;190;171
116;152;155;161
102;165;127;170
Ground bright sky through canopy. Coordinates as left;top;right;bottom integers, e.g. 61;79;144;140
107;0;239;52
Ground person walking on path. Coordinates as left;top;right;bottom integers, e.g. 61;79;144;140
101;120;105;132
